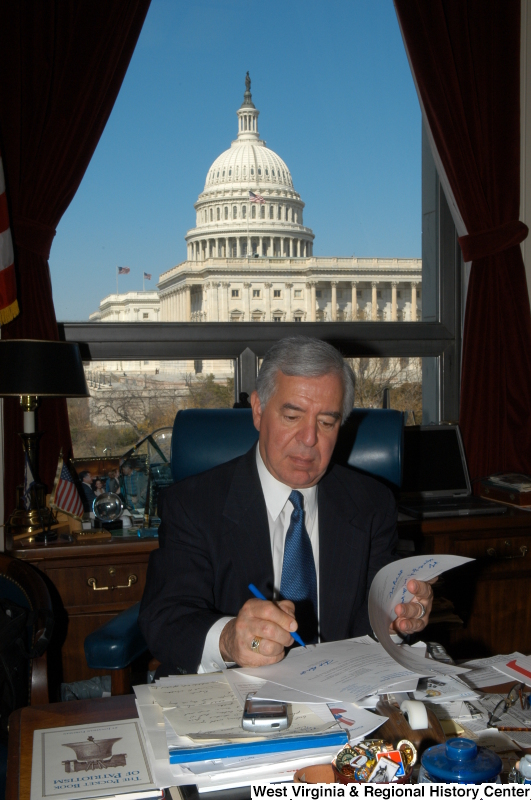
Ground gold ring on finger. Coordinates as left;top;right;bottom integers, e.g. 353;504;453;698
251;636;261;652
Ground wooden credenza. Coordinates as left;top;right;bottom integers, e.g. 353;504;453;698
398;507;531;659
8;536;159;691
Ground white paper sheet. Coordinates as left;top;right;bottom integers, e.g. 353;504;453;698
368;554;473;677
237;638;422;702
460;654;524;689
412;674;478;704
492;653;531;684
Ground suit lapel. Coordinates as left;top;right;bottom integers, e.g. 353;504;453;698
221;447;275;597
318;469;370;640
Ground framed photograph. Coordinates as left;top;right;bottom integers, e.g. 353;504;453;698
71;456;122;511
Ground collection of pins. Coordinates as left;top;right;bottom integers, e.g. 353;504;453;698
334;738;417;783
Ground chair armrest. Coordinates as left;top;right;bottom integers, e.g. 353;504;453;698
84;603;147;670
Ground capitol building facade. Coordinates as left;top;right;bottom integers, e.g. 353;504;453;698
157;77;421;325
89;78;421;392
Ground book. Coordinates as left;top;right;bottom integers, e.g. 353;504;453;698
30;719;160;800
480;479;531;507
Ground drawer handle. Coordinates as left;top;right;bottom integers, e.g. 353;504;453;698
87;577;108;591
88;574;138;591
114;574;138;590
486;545;528;560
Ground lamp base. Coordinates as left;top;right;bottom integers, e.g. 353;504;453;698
7;483;58;537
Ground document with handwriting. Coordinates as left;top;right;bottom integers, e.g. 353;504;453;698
238;639;423;702
368;554;473;677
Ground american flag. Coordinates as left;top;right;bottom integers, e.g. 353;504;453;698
118;266;130;275
144;272;152;280
51;457;84;518
249;191;265;204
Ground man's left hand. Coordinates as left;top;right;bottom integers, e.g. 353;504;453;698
391;578;437;635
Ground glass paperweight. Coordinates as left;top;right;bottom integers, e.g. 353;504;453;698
92;492;124;523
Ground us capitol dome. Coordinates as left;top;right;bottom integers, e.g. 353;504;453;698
91;75;421;327
185;72;315;263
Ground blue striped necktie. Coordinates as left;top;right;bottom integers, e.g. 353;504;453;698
280;490;318;642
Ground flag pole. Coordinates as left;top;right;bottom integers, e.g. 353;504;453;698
116;266;118;295
143;272;145;292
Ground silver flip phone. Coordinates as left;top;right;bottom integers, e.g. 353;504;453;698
241;693;289;732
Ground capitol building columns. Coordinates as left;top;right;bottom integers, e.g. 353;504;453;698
392;281;398;321
411;282;418;322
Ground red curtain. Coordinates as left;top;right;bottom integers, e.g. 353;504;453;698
395;0;531;481
0;0;151;517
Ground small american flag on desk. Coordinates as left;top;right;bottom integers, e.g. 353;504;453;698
249;191;265;204
50;455;84;519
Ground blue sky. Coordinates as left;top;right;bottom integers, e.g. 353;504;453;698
49;0;421;321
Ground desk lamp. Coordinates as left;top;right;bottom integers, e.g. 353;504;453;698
0;340;89;541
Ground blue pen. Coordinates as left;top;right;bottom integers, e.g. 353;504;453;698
248;583;306;648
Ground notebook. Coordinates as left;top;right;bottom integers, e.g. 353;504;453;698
398;425;507;519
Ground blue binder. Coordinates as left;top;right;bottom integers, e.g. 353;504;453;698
168;730;348;764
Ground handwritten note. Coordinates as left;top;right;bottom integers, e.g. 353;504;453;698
368;555;473;677
148;680;235;709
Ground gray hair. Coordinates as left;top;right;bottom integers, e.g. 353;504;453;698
256;336;355;421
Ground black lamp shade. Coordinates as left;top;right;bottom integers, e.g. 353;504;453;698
0;340;89;397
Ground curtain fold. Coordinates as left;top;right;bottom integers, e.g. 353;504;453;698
0;0;151;517
395;0;531;481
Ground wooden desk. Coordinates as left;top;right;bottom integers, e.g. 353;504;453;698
398;507;531;658
7;537;159;688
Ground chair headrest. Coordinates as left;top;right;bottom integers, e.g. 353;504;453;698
170;407;403;488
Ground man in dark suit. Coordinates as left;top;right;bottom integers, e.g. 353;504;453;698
139;337;434;674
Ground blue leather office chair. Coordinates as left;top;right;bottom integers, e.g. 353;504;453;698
84;407;404;691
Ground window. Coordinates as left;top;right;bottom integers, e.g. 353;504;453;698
377;290;382;298
260;205;265;219
209;208;213;221
251;167;254;175
273;289;281;298
337;290;342;299
294;316;302;322
232;206;237;219
278;205;281;220
397;290;402;299
217;207;220;220
285;207;289;221
258;167;261;175
232;289;240;298
224;206;228;220
269;205;274;219
251;205;256;219
273;315;282;322
316;290;322;298
357;290;363;297
294;289;302;298
253;289;261;298
242;205;247;219
144;360;150;364
142;313;149;319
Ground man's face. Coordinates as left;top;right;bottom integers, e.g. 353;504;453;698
122;466;132;476
250;371;344;488
82;473;93;484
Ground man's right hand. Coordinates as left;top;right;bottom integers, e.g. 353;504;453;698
219;598;298;667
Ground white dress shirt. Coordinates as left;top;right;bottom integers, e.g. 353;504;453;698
198;446;319;672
